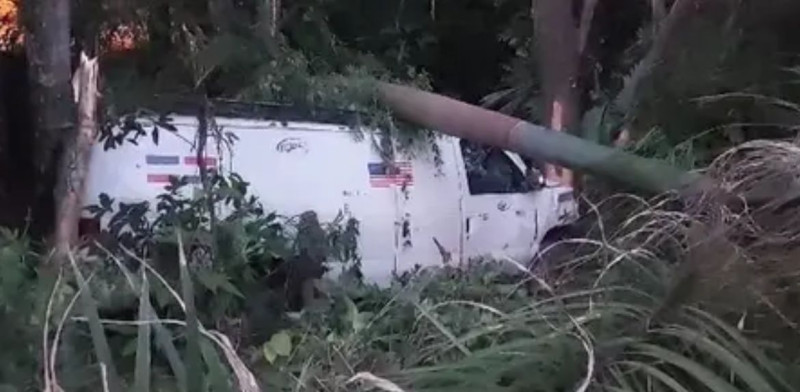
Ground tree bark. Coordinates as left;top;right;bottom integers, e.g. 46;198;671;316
22;0;75;241
533;0;598;188
578;0;600;55
53;53;98;257
21;0;74;174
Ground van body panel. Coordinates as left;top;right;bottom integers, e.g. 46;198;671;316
217;122;398;284
394;136;463;274
84;118;210;215
84;114;578;285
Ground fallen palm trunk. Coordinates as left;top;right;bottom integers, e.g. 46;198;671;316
376;82;702;195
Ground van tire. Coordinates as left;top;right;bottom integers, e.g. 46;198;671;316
528;226;575;285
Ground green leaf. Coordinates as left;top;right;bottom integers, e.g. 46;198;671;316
195;270;244;298
269;331;293;357
196;269;220;293
263;345;277;364
121;337;139;358
343;295;364;333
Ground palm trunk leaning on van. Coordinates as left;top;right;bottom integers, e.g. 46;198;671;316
375;82;701;197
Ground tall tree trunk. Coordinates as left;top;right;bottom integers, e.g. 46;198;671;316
21;0;75;239
533;0;596;188
22;0;74;174
53;53;98;257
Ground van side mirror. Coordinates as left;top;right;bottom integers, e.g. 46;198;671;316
525;167;544;190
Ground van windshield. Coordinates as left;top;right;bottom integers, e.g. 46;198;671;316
460;140;533;195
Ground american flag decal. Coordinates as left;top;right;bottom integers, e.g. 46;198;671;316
368;161;413;188
146;154;217;184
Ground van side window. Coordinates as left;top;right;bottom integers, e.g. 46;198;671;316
460;140;532;195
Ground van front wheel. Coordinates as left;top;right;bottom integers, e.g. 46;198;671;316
528;226;576;287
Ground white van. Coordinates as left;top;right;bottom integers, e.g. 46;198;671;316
83;102;578;285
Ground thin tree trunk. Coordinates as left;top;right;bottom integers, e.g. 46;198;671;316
652;0;667;24
208;0;236;32
255;0;282;54
197;99;218;262
53;53;98;257
578;0;600;55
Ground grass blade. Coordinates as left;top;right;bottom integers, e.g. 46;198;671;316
617;360;691;392
153;322;188;391
633;343;743;392
605;364;639;391
68;251;123;391
654;326;778;392
134;271;152;392
685;307;795;392
200;338;231;391
178;232;203;392
412;300;470;356
102;244;187;391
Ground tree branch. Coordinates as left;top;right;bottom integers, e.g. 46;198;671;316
578;0;601;56
615;0;701;113
652;0;667;24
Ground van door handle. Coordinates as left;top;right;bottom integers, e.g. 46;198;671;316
465;217;471;235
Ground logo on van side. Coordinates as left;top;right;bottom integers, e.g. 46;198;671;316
276;137;309;154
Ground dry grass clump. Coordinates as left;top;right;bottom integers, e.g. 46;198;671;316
540;139;800;350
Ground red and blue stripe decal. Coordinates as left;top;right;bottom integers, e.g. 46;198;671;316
146;154;217;184
146;154;180;165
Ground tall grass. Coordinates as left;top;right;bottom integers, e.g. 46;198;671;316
36;234;260;392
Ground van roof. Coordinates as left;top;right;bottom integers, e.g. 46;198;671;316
151;96;364;128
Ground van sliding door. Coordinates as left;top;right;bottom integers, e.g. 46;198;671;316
218;120;398;285
393;137;463;275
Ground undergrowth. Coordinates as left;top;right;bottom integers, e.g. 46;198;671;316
3;142;800;391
